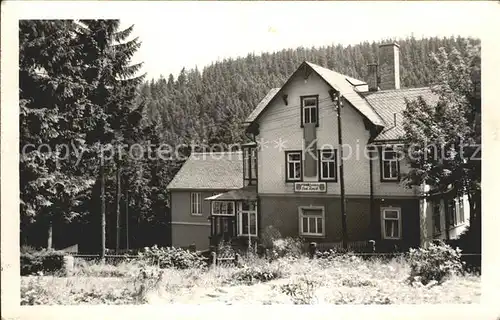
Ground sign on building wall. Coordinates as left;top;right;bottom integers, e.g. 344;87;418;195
294;182;327;193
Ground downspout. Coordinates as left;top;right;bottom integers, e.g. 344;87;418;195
444;196;451;241
368;145;375;245
245;127;259;251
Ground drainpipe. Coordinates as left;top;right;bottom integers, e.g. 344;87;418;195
245;128;259;251
369;145;375;244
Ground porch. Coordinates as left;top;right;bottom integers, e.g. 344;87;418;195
205;185;258;248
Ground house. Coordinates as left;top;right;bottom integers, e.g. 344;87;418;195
167;42;470;252
420;185;471;245
166;151;244;251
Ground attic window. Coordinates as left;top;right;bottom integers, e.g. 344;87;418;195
301;95;319;126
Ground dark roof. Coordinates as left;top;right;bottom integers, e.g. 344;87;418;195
167;152;244;190
205;185;257;201
305;62;385;127
363;87;438;142
244;61;385;128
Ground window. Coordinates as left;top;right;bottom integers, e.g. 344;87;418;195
447;199;456;227
319;149;337;181
212;201;235;216
381;207;401;239
299;207;325;237
458;197;465;224
381;149;400;181
301;95;319;126
432;202;442;235
286;151;302;182
190;192;201;215
214;216;235;236
243;147;257;185
447;198;465;227
238;201;257;236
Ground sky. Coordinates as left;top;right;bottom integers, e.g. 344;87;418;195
117;1;491;80
9;1;495;80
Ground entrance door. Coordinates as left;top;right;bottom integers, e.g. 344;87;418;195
213;216;236;244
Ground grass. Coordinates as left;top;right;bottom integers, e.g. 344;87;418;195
21;255;480;305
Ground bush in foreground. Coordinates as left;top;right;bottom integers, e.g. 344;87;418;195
280;276;317;304
21;249;66;276
138;245;207;269
408;241;463;285
231;262;284;285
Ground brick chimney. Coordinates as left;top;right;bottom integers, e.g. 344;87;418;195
378;43;400;90
367;63;379;92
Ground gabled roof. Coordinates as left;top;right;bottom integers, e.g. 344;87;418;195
363;87;438;142
305;62;385;127
167;152;244;190
245;88;280;123
244;61;386;128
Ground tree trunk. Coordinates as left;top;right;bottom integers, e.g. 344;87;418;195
100;164;106;261
47;219;53;249
115;163;121;252
126;188;129;251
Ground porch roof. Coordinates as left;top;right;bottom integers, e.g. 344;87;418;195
205;185;257;201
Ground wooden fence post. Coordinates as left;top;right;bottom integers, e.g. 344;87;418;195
211;251;217;268
369;240;376;253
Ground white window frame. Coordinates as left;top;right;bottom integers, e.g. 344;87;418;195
237;202;257;237
211;200;235;216
286;151;302;181
302;97;318;125
457;197;465;225
381;207;402;239
381;150;399;181
299;206;325;237
319;149;337;181
448;198;465;227
190;192;202;216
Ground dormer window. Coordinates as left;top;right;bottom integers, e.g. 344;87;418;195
301;95;319;126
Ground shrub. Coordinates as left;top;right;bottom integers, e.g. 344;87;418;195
21;275;50;305
231;263;283;285
20;249;66;276
408;241;463;285
269;237;304;260
130;265;165;302
315;249;364;267
138;245;207;270
260;225;282;249
280;276;317;304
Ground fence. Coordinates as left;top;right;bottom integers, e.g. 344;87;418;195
312;240;376;253
210;250;240;267
70;253;140;265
